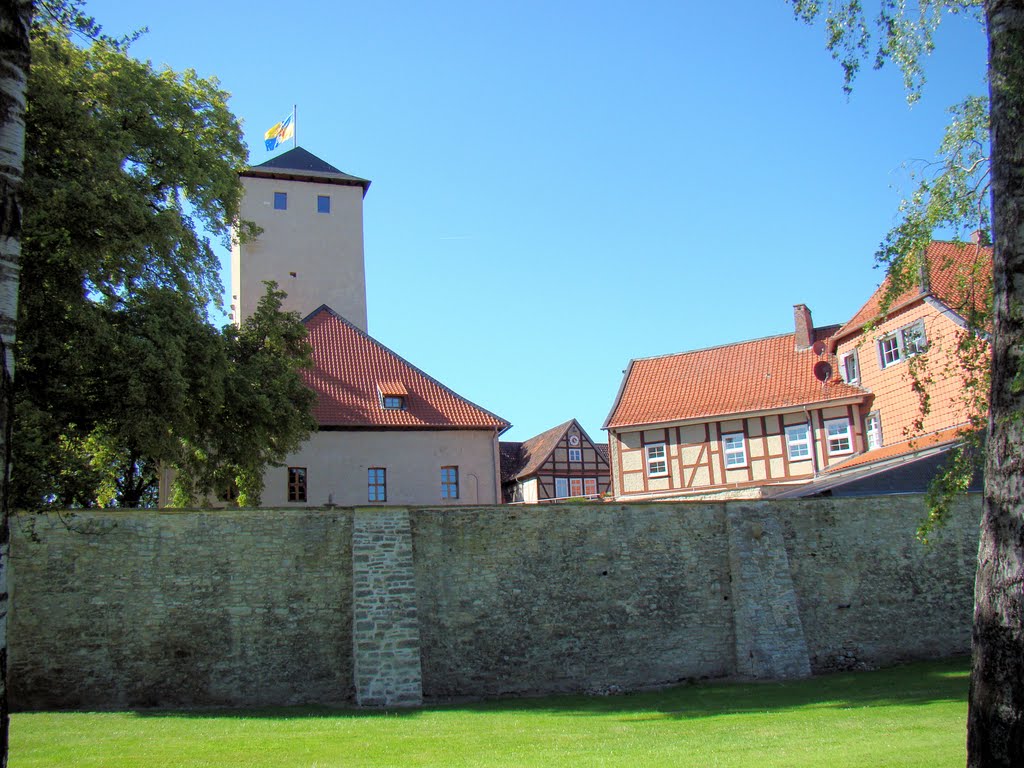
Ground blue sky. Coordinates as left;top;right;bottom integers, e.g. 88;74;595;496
85;1;988;443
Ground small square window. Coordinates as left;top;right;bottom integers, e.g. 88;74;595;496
274;191;287;210
902;321;927;356
785;423;811;461
441;466;459;499
723;433;746;467
568;447;582;462
383;395;405;410
368;467;387;502
645;443;667;477
825;418;853;455
317;195;331;214
287;467;307;502
879;335;901;367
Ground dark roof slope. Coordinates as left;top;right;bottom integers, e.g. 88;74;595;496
244;147;371;195
303;305;509;431
604;326;867;430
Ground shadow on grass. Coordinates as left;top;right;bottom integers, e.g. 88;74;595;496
129;656;970;722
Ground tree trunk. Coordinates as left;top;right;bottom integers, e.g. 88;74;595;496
969;2;1024;766
0;1;30;765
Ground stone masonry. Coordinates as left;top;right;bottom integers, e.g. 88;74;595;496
351;507;423;707
9;494;979;710
726;503;811;678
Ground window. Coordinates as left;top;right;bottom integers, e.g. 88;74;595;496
878;320;928;368
273;191;287;210
555;477;569;498
879;334;902;367
317;195;331;214
570;478;584;496
645;443;667;476
584;478;598;496
383;395;405;410
568;447;582;462
840;349;860;383
368;467;387;502
287;467;307;502
825;418;853;455
785;423;811;461
902;321;927;356
723;433;746;467
441;466;459;499
866;411;883;450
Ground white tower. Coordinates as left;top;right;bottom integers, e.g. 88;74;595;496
230;147;372;330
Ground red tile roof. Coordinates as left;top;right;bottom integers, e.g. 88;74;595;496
302;306;510;431
822;425;967;473
833;240;992;344
604;326;868;430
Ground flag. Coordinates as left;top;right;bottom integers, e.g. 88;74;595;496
264;111;294;151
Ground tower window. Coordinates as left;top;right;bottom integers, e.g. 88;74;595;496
317;195;331;214
274;191;287;210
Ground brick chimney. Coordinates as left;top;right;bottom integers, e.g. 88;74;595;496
793;304;814;350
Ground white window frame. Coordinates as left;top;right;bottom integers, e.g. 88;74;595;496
785;423;811;461
584;478;598;496
878;320;928;369
645;443;668;477
866;411;883;450
825;418;853;455
901;320;928;356
839;349;860;384
554;477;569;498
722;432;746;468
568;447;582;462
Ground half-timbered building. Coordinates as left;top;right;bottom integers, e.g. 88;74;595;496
500;419;611;503
603;307;871;500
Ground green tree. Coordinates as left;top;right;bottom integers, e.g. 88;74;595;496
789;2;1023;764
13;7;313;509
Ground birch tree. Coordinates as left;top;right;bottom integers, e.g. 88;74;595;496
0;1;31;763
789;1;1024;764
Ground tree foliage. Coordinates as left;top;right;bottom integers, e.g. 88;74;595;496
13;8;314;509
790;2;1024;765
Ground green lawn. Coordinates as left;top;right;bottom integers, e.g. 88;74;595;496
12;657;969;768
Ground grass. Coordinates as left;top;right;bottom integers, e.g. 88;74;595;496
12;657;969;767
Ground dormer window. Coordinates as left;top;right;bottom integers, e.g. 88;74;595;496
378;381;409;411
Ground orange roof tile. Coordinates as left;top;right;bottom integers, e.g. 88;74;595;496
604;326;868;430
833;240;992;344
302;306;510;431
823;425;967;473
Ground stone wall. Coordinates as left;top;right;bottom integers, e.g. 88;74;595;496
9;494;980;709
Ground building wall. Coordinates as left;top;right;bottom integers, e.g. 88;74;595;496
231;176;367;329
11;494;978;709
609;404;865;500
835;300;975;447
262;429;502;507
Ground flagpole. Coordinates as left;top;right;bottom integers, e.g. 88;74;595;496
293;104;297;149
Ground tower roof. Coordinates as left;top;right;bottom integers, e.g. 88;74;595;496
242;147;371;196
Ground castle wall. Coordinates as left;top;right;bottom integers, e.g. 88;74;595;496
10;494;979;709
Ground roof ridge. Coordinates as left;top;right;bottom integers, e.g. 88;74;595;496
305;305;511;433
627;323;844;364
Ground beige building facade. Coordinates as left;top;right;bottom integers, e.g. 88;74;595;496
230;148;371;330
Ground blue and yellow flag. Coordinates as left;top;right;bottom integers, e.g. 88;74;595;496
264;111;294;151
